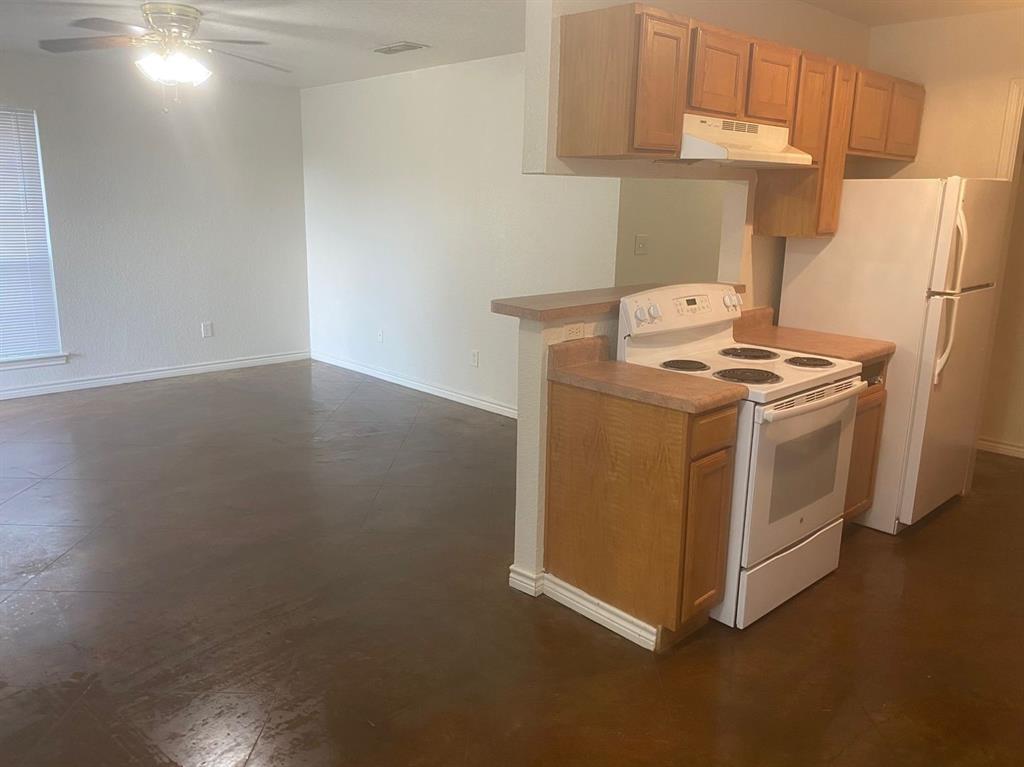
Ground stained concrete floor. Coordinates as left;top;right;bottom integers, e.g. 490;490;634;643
0;360;1021;766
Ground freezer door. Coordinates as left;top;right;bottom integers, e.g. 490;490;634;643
900;288;1000;524
931;178;1013;292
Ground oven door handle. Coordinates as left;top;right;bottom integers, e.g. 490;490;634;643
757;380;867;423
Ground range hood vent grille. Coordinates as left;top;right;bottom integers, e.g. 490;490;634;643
721;120;760;134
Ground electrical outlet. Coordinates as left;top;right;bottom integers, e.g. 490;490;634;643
471;350;480;368
377;329;384;344
634;234;649;257
200;321;213;339
565;323;585;340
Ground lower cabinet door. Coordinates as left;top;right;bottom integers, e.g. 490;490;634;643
844;386;887;518
681;448;733;621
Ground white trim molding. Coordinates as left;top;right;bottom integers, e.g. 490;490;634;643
508;565;545;596
312;351;517;419
0;351;309;400
977;438;1024;460
541;574;658;651
509;568;658;651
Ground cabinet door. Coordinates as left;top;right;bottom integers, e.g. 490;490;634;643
689;27;750;117
844;386;887;519
818;61;856;235
746;41;800;124
790;54;834;162
849;70;894;153
633;14;690;151
681;448;733;621
885;80;925;158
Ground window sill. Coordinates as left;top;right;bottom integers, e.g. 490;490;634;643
0;353;69;371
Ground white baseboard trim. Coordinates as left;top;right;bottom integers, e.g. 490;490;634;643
508;565;545;596
977;438;1024;459
0;351;310;401
536;572;659;651
312;351;517;419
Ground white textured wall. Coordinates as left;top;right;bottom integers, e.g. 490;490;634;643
868;8;1024;180
0;51;309;395
614;179;725;287
301;53;620;412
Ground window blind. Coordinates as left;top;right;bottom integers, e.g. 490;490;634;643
0;107;62;363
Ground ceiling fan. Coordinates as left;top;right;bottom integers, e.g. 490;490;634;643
38;2;290;86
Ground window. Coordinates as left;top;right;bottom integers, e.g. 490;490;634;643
0;107;63;365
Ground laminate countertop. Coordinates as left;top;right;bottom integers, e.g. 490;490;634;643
734;321;896;366
549;360;747;414
492;283;744;322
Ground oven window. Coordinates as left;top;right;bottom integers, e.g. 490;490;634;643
769;422;841;523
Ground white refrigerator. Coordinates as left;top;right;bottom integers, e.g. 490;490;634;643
779;177;1013;534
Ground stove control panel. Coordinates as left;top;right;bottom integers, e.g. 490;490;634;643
620;283;741;337
674;294;712;315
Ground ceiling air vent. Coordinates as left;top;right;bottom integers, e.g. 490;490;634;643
374;41;430;55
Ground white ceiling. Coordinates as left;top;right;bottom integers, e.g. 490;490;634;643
0;0;526;88
800;0;1024;26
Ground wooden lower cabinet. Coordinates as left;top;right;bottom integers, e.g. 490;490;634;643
544;382;737;648
680;448;733;621
844;384;887;519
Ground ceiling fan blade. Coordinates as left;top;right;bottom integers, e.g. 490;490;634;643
191;39;268;46
71;17;148;36
39;35;137;53
205;47;291;73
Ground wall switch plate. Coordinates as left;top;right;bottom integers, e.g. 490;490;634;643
634;234;649;257
377;329;384;343
471;350;480;368
565;323;585;341
200;321;213;339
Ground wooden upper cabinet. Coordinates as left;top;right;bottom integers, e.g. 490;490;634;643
556;4;689;157
633;14;690;151
885;80;925;157
689;27;750;117
818;61;857;234
746;41;800;124
790;54;834;162
849;70;894;153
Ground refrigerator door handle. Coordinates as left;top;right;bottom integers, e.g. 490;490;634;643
949;207;969;292
933;295;960;385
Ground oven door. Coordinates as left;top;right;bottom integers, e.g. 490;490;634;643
741;379;866;568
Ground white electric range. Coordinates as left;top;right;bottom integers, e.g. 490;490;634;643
618;283;865;628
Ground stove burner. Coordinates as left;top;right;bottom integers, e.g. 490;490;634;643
785;356;835;368
720;346;780;361
714;368;784;385
661;359;711;372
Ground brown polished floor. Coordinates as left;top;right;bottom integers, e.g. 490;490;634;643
0;360;1021;766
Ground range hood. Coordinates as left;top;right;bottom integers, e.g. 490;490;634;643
678;113;812;167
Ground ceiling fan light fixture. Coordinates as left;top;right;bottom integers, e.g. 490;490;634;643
136;50;211;86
